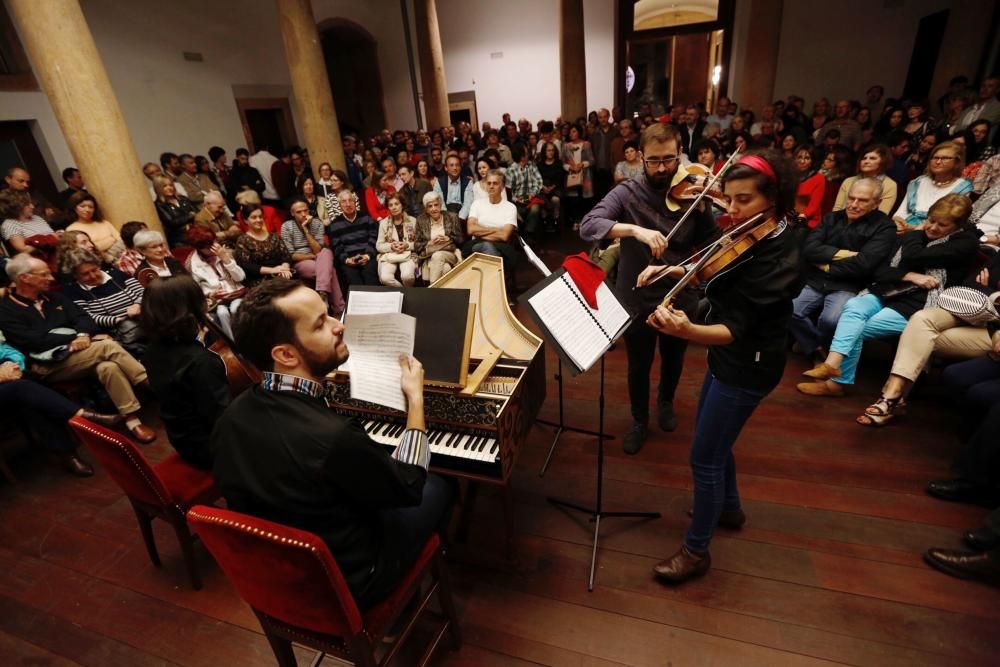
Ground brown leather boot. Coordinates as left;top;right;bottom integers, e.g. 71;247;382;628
653;545;711;584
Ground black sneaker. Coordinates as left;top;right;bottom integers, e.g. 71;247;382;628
657;401;678;432
623;422;648;455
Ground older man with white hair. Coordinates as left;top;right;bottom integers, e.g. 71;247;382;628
194;190;242;244
790;178;897;359
0;254;156;443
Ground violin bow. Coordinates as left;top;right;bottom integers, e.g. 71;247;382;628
638;211;767;292
663;147;742;245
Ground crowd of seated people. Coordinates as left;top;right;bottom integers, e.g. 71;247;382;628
0;73;998;592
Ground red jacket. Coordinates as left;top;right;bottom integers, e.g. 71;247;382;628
364;186;395;220
796;172;826;228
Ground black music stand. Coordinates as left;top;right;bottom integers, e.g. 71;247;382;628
546;355;661;591
520;270;661;591
536;359;609;477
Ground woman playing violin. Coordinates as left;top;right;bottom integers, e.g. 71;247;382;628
643;149;802;584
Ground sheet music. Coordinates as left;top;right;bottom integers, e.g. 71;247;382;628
527;275;630;372
340;290;404;373
344;313;415;411
345;290;404;315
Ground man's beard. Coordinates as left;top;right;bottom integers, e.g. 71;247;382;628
297;341;349;379
647;170;674;191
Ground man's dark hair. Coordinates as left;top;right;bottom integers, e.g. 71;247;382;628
233;278;304;371
692;138;720;158
949;75;969;87
539;120;554;134
887;130;910;149
120;221;147;248
235;147;250;158
179;153;194;163
288;196;309;211
159;152;178;168
623;139;640;152
61;167;79;183
141;274;207;344
208;146;226;162
511;144;527;163
825;128;841;140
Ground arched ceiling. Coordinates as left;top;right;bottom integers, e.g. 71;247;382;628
633;0;719;30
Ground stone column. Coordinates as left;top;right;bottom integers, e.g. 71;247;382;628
413;0;451;130
560;0;588;121
276;0;346;172
7;0;161;232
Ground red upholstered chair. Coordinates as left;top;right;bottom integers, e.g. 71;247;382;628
187;505;461;667
68;416;219;590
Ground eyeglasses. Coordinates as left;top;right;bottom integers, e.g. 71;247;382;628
930;156;957;162
644;156;680;167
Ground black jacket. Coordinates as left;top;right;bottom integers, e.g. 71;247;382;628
679;121;706;155
145;340;229;469
802;209;896;293
0;290;99;355
704;221;802;391
872;228;979;319
155;197;199;247
211;386;427;599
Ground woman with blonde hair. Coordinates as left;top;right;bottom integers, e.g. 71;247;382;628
892;141;972;233
152;174;198;247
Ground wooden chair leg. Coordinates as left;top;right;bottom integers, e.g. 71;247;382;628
432;553;462;649
262;631;299;667
131;501;161;567
455;481;479;544
171;517;202;590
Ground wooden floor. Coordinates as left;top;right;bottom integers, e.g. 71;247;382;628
2;232;1000;666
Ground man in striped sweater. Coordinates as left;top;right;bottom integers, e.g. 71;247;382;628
328;190;379;287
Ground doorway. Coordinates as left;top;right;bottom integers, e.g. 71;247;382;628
449;91;479;130
319;19;387;140
0;120;57;202
235;98;298;153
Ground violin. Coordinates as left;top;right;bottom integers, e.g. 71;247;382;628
669;165;730;211
203;317;263;398
663;149;741;246
641;211;780;308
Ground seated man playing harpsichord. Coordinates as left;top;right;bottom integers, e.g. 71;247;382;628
210;278;454;610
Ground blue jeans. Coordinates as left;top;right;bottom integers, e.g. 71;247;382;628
789;285;855;355
686;371;768;553
829;294;908;385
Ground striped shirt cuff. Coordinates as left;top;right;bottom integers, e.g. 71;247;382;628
392;428;431;471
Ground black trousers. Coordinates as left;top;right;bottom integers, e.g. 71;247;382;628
623;318;689;423
357;473;456;610
0;379;78;453
338;253;379;287
953;401;1000;487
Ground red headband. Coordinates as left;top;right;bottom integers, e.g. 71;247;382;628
736;155;777;184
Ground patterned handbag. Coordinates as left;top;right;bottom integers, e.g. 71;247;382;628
937;287;1000;326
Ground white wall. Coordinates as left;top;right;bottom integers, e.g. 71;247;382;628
0;0;616;189
771;0;952;106
430;0;616;127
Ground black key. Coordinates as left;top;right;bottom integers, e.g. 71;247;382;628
490;442;499;454
373;422;388;435
446;432;458;447
478;438;488;452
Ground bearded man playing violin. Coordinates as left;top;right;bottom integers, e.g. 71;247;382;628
641;149;802;584
581;122;718;455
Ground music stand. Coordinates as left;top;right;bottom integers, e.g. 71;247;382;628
536;360;608;476
520;270;662;591
514;237;613;477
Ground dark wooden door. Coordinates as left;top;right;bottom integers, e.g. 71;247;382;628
0;120;58;201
